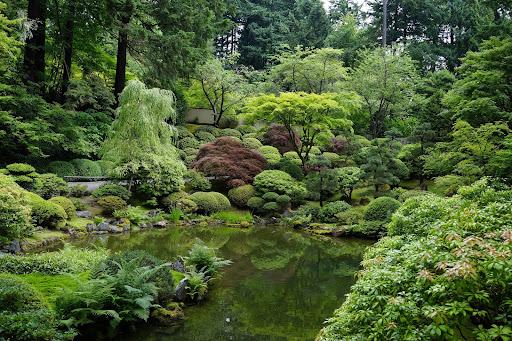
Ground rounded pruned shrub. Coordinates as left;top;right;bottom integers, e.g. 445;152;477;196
178;199;198;213
276;194;291;205
194;125;220;137
92;185;129;200
363;197;401;222
219;128;242;139
39;173;69;199
0;274;46;312
96;160;115;176
309;146;321;155
320;201;351;223
262;192;279;201
177;126;194;139
0;175;33;242
228;185;256;207
6;163;36;174
27;192;67;228
243;133;262;141
178;137;201;150
189;192;229;214
253;170;307;201
275;158;303;180
242;137;263;150
47;161;76;178
70;159;102;177
257;146;281;166
263;201;279;211
247;197;265;212
195;131;216;143
97;196;127;215
283;151;302;166
236;125;257;135
295;204;320;220
48;196;76;219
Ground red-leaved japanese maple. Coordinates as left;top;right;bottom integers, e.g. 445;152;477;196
262;124;300;154
191;137;268;188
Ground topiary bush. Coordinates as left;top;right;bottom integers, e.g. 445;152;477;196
177;137;201;149
276;194;291;205
38;173;69;199
177;125;194;139
186;169;212;191
0;175;33;243
194;131;216;143
263;201;279;212
319;201;351;223
363;197;401;222
228;185;256;207
178;199;198;213
189;192;228;214
283;151;302;166
262;192;279;201
253;170;307;201
48;196;76;219
210;192;231;211
3;163;41;191
219;128;242;139
242;137;263;150
194;125;220;137
218;115;239;129
70;159;102;177
47;161;76;178
97;196;127;215
275;158;303;180
247;196;265;212
243;133;262;141
92;184;129;200
26;192;67;228
236;125;257;135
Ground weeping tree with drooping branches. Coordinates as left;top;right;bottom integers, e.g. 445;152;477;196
100;80;186;195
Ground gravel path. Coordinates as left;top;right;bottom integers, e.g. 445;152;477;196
67;181;108;192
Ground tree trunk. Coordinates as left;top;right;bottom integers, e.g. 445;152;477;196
61;0;76;98
114;0;133;101
24;0;46;86
382;0;387;47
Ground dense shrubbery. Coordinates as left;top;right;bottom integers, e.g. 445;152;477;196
321;178;512;340
92;184;129;200
189;192;230;213
275;158;303;180
219;128;242;139
194;125;220;137
228;185;256;207
48;196;76;219
242;137;263;150
3;163;41;191
195;131;216;143
363;197;401;222
96;160;115;176
398;189;435;202
97;196;128;215
257;146;281;166
0;246;109;275
0;274;76;341
247;197;265;212
0;175;33;243
178;137;201;149
186;169;212;191
295;204;321;221
186;241;232;275
191;137;267;188
253;170;306;201
70;159;102;177
319;201;350;223
47;161;76;178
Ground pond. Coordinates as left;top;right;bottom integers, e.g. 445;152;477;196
60;225;373;341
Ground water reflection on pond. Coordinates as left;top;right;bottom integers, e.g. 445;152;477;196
66;225;373;341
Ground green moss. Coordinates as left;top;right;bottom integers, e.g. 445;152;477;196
66;217;93;231
171;270;185;283
27;231;67;241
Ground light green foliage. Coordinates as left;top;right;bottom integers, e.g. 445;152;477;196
263;202;279;212
0;274;76;341
0;2;20;76
211;210;253;224
322;178;512;340
434;175;471;196
68;184;88;198
363;197;401;222
97;196;127;215
320;201;350;223
262;192;279;201
398;190;435;202
337;166;363;200
113;206;151;226
0;174;32;243
220;128;243;139
257;146;282;166
27;192;67;228
178;137;201;150
0;246;109;275
185;268;209;300
194;125;220;137
194;131;216;143
348;48;419;137
242;137;263;150
294;204;321;221
3;163;41;191
101;81;186;195
48;196;76;220
236;125;256;135
38;173;69;199
47;161;76;178
276;195;291;205
269;47;348;93
189;192;230;214
283;151;302;166
335;209;363;225
70;159;102;177
92;184;129;200
185;240;232;275
246;91;357;169
253;170;307;201
186;169;212;191
228;185;256;207
247;197;265;212
95;160;115;176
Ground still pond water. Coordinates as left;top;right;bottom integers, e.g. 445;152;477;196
63;225;373;341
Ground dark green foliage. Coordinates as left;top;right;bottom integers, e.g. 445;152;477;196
262;192;279;201
335;209;363;225
275;158;303;180
0;174;33;243
38;173;69;199
186;169;212;191
276;195;291;204
363;197;401;222
247;197;265;212
0;274;75;341
263;202;279;211
319;201;350;223
48;196;76;219
186;241;232;275
92;185;129;200
70;159;102;177
27;192;67;228
47;161;76;178
177;126;194;139
219;128;242;139
228;185;256;207
97;196;127;215
194;131;216;143
189;192;230;214
295;204;321;220
194;125;220;137
92;250;175;304
68;184;88;198
178;137;201;150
